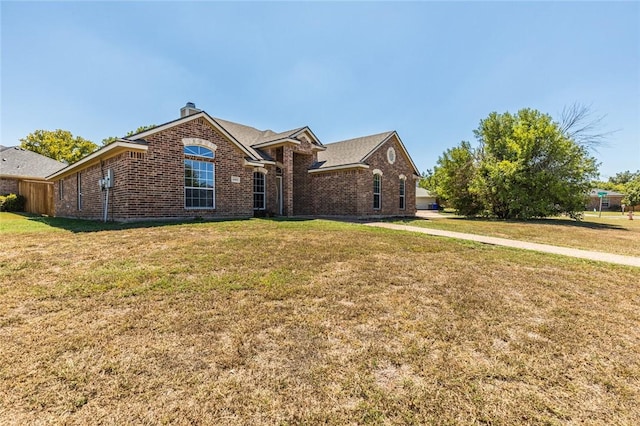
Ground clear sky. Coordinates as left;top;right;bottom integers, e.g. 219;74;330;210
1;1;638;179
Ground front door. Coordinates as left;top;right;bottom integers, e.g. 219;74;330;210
276;176;283;215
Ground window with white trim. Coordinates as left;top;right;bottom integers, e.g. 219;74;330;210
184;145;215;209
373;173;381;210
77;172;82;210
399;177;406;210
59;179;64;200
253;172;266;210
602;198;610;208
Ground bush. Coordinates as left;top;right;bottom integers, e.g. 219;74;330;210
0;193;26;212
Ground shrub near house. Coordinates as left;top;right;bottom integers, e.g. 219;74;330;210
47;103;419;221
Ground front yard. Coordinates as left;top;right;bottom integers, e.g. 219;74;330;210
403;212;640;257
1;213;639;424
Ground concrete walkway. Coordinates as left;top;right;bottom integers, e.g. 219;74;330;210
365;222;640;268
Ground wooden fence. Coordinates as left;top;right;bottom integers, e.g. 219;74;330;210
18;180;54;216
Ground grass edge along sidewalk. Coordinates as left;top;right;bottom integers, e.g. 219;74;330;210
365;222;640;268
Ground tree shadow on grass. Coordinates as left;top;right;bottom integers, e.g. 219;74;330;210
21;214;315;233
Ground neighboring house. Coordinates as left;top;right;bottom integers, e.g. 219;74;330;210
47;103;419;221
416;187;438;210
586;188;625;211
1;145;65;215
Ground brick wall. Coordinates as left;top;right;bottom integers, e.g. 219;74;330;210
309;134;416;217
0;178;19;195
55;118;255;220
309;169;361;216
51;118;416;221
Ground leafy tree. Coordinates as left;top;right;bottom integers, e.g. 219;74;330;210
474;109;598;219
622;177;640;211
418;169;434;191
609;170;640;186
432;141;481;216
432;108;599;220
102;124;157;146
590;180;625;193
20;129;97;164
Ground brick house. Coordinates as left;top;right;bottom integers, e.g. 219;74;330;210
586;188;625;211
1;145;65;215
47;103;419;221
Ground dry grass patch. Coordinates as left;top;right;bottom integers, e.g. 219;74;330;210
1;214;639;424
400;214;640;256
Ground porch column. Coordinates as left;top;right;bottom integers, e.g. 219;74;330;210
283;146;294;217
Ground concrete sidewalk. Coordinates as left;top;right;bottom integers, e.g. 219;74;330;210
365;222;640;268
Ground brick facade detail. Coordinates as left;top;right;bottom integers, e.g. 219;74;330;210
308;134;416;217
51;117;417;221
0;178;19;195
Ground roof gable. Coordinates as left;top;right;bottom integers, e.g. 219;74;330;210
314;131;419;175
127;112;261;160
129;112;321;160
316;131;394;169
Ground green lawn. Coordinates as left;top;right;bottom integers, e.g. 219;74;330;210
1;213;639;424
402;212;640;257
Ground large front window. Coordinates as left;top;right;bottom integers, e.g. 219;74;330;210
184;145;215;209
253;172;266;210
373;173;381;210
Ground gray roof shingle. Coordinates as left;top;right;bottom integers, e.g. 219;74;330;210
0;146;66;179
213;117;305;157
314;131;394;169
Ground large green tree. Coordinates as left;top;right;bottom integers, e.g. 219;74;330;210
433;108;599;219
20;129;97;164
102;125;156;146
622;177;640;211
431;141;481;216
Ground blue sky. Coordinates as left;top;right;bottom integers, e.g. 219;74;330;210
1;1;638;179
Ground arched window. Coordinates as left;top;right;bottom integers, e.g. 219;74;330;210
253;172;266;210
399;177;406;210
373;173;381;210
184;145;215;209
184;145;214;158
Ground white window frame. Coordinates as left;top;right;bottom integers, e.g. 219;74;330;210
184;145;215;209
399;177;406;210
253;171;266;210
77;172;82;210
373;172;382;210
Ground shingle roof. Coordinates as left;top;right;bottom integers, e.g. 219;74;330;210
0;146;66;179
214;117;305;152
590;188;624;197
314;131;394;169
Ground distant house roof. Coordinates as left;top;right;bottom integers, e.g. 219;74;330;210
589;188;624;197
0;146;66;179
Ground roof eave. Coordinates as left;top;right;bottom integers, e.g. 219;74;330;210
290;126;325;148
46;140;148;180
308;163;370;174
130;111;263;161
0;174;50;181
251;138;301;149
360;131;420;176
